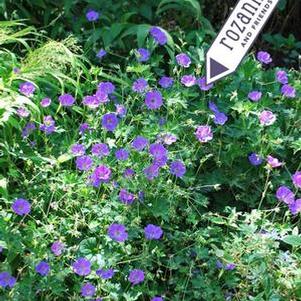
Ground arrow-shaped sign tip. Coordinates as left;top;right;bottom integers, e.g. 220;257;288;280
206;57;229;85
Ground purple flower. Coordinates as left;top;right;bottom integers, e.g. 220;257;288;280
149;143;168;159
267;155;283;168
35;261;50;276
259;110;276;126
292;171;301;188
102;113;119;132
281;84;296;98
144;164;160;180
257;51;272;64
76;155;93;171
119;189;135;205
276;186;295;205
22;122;36;138
40;97;51;107
170;160;186;178
132;136;149;151
12;198;31;216
248;153;263;166
176;53;191;68
149;27;167;45
40;115;56;134
72;258;91;276
81;282;96;297
128;269;145;285
0;272;16;288
96;268;115;280
276;70;288;84
86;10;99;22
83;95;101;109
98;82;115;95
115;148;129;161
145;91;163;110
59;94;75;107
195;125;213;143
216;260;224;269
97;49;107;59
91;143;110;158
51;241;64;256
132;78;148;93
90;165;112;187
213;112;228;125
124;168;135;178
181;75;196;87
144;224;163;240
248;91;262;102
19;81;35;96
151;297;164;301
108;223;128;242
289;199;301;215
138;191;144;201
137;48;150;62
79;123;90;135
159;133;177;145
95;89;109;104
225;263;236;271
16;107;30;118
158;76;174;89
115;104;127;117
13;67;20;74
71;144;86;156
154;155;168;167
197;77;213;91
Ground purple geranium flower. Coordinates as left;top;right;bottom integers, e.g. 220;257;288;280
115;104;127;118
225;263;236;271
257;51;272;64
216;260;224;269
51;241;64;256
115;148;129;161
289;199;301;215
170;160;186;178
40;115;56;134
81;282;96;297
128;269;145;285
292;171;301;188
72;258;91;276
132;136;149;151
248;91;262;102
276;70;288;84
158;76;174;89
76;155;93;171
40;97;51;107
151;297;164;301
96;49;106;59
90;165;112;187
149;26;167;45
259;110;276;126
86;10;99;22
248;153;263;166
16;107;30;118
214;112;228;125
0;272;16;288
59;94;75;107
83;95;101;109
102;113;119;132
181;75;196;87
276;186;295;205
132;78;148;93
19;81;35;96
92;143;110;158
108;223;128;242
158;133;177;145
176;53;191;68
124;168;135;178
79;123;90;135
12;198;31;216
144;164;160;180
35;261;50;276
71;143;86;156
267;155;283;168
98;82;115;94
144;224;163;240
119;189;135;205
96;268;115;280
145;91;163;110
137;48;150;62
197;76;213;91
281;84;296;98
149;143;168;159
21;122;36;138
195;125;213;143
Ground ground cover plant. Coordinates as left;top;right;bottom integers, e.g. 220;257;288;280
0;2;301;301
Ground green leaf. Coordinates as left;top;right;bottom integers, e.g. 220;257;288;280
282;235;301;247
